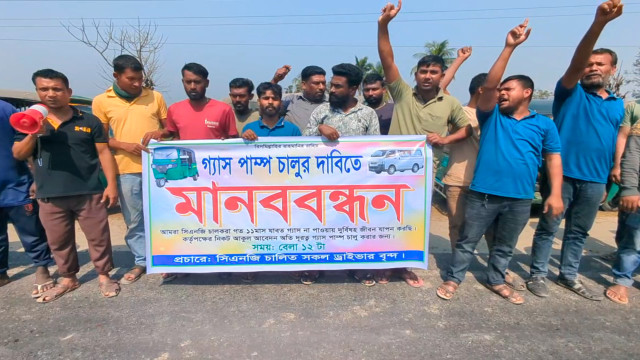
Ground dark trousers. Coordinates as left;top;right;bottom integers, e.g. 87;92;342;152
38;194;114;277
446;191;531;285
0;200;53;274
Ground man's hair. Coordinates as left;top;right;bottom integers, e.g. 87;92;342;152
229;78;255;94
256;82;282;100
301;66;326;82
332;63;363;88
501;75;535;98
31;68;70;88
469;73;488;96
362;72;385;87
592;48;618;66
113;54;144;73
182;62;209;79
416;55;447;72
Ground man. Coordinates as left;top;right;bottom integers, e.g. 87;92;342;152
1;99;54;298
274;65;327;131
362;72;394;135
605;124;640;305
92;55;168;285
377;0;470;288
242;82;301;140
528;0;625;301
228;78;260;133
302;63;379;285
377;0;471;171
150;63;238;141
146;62;237;282
440;48;525;291
13;69;120;302
436;20;564;305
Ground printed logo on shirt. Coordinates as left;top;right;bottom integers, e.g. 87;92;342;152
75;126;92;133
204;118;219;129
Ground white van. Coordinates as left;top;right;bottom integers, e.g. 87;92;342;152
368;148;424;175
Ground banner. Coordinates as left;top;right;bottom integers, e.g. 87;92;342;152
142;136;432;273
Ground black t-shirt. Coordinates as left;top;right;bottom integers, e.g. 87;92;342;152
375;102;394;135
14;107;108;199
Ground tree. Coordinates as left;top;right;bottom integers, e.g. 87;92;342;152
630;49;640;98
533;89;553;99
608;63;628;99
354;56;374;75
285;75;302;94
411;40;455;75
63;19;166;89
373;62;385;77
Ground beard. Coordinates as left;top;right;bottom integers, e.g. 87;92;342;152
187;92;205;101
581;75;607;93
329;93;350;109
365;95;383;108
233;102;248;113
260;105;279;117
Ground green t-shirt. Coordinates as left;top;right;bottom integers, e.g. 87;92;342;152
387;78;469;160
622;102;640;135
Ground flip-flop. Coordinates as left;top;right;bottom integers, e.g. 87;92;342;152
99;279;121;298
374;269;393;284
490;284;525;305
120;265;146;285
436;281;458;300
505;271;526;292
36;283;80;303
32;279;56;299
352;271;376;287
605;286;629;305
300;271;320;285
161;273;178;283
241;273;257;283
401;270;424;288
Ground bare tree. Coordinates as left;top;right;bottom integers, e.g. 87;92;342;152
533;89;553;99
607;63;628;99
631;49;640;98
62;19;166;89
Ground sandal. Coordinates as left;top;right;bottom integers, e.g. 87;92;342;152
505;271;526;292
490;284;525;305
300;271;320;285
556;278;604;301
161;273;178;283
120;265;146;285
99;279;121;298
436;281;458;300
32;279;56;299
401;269;424;288
374;269;393;284
36;282;80;303
352;271;376;287
605;285;629;305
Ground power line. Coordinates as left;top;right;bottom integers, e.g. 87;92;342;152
2;12;640;28
0;38;637;49
1;3;639;21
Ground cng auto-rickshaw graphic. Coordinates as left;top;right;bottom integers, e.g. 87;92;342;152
151;147;199;187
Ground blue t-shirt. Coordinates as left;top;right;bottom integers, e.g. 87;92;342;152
243;117;301;137
470;105;562;199
553;80;624;183
0;100;33;207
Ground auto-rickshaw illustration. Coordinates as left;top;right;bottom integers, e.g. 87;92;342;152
151;147;199;187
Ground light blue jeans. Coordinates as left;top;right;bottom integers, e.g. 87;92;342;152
612;210;640;287
117;173;146;266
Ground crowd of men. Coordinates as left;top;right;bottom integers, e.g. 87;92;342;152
1;0;639;305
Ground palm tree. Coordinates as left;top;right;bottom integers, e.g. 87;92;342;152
354;56;374;75
373;61;384;77
411;40;455;75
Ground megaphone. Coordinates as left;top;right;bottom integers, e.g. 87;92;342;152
9;104;48;134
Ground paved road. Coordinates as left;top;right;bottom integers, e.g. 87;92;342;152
1;209;638;360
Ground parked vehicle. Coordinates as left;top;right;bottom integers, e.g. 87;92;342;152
368;148;424;175
151;147;199;187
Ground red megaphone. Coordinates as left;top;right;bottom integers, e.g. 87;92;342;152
9;104;48;134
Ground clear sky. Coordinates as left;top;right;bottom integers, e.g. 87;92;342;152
0;0;638;105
